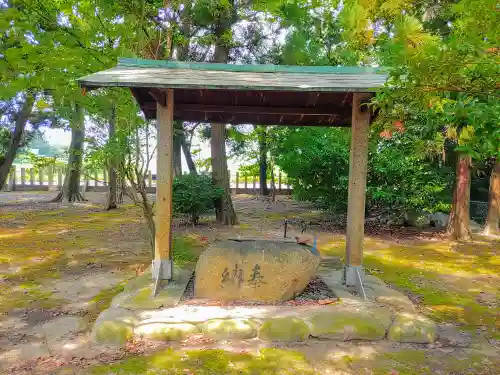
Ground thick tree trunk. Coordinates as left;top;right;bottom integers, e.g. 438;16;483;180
483;159;500;236
181;133;197;174
173;122;183;177
211;123;237;225
257;126;269;195
52;105;86;203
447;153;472;240
105;105;118;210
0;94;34;190
210;36;237;224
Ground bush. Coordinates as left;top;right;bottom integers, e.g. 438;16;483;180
272;127;453;215
172;174;224;224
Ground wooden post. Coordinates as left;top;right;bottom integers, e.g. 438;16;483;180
38;168;44;186
21;168;26;187
253;175;256;191
48;165;53;190
30;168;35;185
345;93;371;286
58;168;63;190
154;89;174;280
235;172;239;195
148;171;152;187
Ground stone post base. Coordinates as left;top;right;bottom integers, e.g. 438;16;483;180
152;259;173;280
343;265;366;299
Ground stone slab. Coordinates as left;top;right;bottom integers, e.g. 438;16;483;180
35;316;83;340
47;271;127;312
117;268;193;311
318;269;416;314
0;342;49;368
200;319;259;340
307;301;393;341
258;317;310;342
134;322;198;341
388;312;438;343
437;324;472;348
91;308;137;346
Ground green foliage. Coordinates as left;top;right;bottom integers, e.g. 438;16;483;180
373;0;500;160
368;134;453;213
23;152;65;170
0;127;10;165
273;127;452;214
274;127;350;211
172;174;224;224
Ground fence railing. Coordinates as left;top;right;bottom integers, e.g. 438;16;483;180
2;167;293;195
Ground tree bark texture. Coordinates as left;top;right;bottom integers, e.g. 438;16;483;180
52;104;86;202
173;122;183;177
483;159;500;235
105;105;118;210
181;133;197;174
257;126;269;196
447;153;472;241
211;122;237;225
0;94;34;190
210;22;237;224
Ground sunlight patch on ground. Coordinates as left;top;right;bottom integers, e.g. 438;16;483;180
317;235;499;337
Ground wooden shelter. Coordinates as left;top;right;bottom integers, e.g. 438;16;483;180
79;58;387;294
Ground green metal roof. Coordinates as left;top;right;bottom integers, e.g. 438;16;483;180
79;58;387;93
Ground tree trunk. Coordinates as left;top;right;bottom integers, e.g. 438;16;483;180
0;94;34;190
210;27;237;224
447;153;472;240
483;159;500;236
117;177;126;204
211;123;237;225
181;132;197;174
173;122;183;177
257;126;269;195
270;160;276;204
105;105;118;210
52;104;86;203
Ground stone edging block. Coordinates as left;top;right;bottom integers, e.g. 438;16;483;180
387;312;438;343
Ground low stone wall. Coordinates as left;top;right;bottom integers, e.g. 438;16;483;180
91;271;438;347
92;301;438;346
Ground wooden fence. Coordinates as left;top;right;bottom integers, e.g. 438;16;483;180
2;167;292;195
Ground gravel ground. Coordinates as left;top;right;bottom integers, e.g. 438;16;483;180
181;275;337;306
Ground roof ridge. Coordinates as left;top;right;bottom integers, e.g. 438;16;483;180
117;58;385;75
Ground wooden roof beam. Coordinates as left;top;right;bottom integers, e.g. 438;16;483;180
157;103;343;117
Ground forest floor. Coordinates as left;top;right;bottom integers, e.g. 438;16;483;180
0;192;499;374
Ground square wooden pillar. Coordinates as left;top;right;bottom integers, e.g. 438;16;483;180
344;92;371;287
153;89;174;280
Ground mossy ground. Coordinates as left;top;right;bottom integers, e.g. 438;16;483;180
0;196;205;319
90;348;316;375
70;344;499;375
1;193;498;374
318;234;500;338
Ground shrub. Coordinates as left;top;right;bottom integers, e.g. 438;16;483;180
273;127;453;215
172;174;224;224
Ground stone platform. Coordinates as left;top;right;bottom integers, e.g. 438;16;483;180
91;265;439;346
